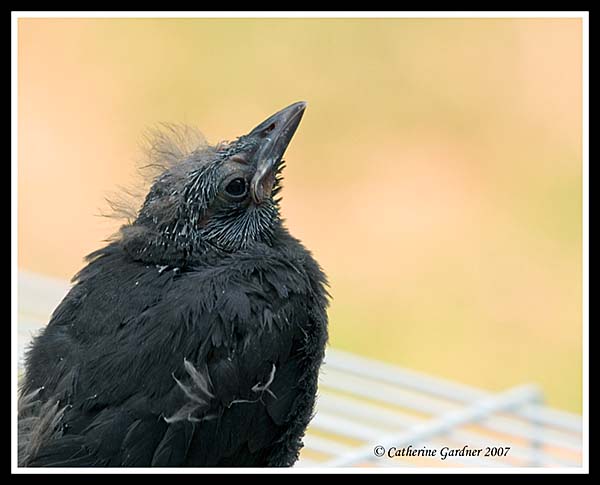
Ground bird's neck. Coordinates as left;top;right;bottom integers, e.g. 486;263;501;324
118;222;291;269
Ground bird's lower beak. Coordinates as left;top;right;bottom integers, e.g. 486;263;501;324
248;101;307;204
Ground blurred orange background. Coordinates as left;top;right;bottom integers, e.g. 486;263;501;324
18;18;582;412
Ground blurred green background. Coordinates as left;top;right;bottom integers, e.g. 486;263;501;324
18;18;582;412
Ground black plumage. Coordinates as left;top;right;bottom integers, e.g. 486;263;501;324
18;102;329;467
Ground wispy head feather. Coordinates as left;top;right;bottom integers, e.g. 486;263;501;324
103;124;211;224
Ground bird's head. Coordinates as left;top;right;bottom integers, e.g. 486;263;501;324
120;101;307;265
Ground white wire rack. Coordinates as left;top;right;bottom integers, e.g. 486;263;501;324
16;271;583;468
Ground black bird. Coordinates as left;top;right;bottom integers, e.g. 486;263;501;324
18;101;329;467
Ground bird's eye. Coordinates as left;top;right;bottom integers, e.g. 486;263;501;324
224;177;248;199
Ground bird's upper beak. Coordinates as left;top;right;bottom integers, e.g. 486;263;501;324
248;101;307;204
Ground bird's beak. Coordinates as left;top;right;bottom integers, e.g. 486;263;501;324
248;101;307;204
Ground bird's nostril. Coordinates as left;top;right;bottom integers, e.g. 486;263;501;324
261;123;276;137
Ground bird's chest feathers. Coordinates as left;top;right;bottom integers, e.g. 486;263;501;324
171;255;315;353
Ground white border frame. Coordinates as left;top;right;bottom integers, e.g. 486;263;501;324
11;11;589;474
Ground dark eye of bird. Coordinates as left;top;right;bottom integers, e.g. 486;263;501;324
224;177;248;199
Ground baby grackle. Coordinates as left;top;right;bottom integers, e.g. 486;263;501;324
18;102;329;467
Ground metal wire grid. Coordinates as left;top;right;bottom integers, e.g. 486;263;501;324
16;271;583;468
301;349;581;467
